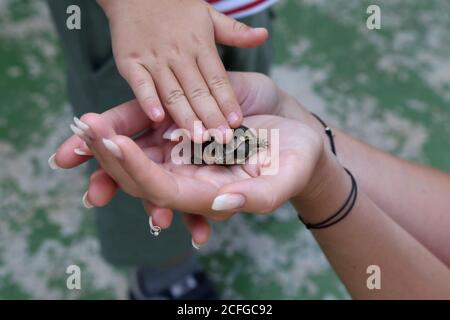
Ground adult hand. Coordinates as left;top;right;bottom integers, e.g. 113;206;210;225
50;72;326;246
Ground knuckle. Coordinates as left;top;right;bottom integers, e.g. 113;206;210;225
164;89;186;106
233;20;249;33
190;87;211;101
191;33;203;46
134;78;148;89
209;75;228;89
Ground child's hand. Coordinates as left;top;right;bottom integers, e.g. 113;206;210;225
97;0;268;142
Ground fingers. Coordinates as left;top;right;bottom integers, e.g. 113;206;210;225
212;157;305;214
52;134;92;169
209;9;268;48
227;72;278;116
197;51;243;129
102;135;218;212
171;60;231;143
101;134;178;205
53;99;156;170
85;169;118;207
152;67;206;143
183;213;211;249
118;62;165;122
143;201;174;230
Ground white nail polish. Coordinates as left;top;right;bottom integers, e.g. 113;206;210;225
73;117;90;132
211;194;245;211
70;123;90;141
148;216;161;237
82;191;94;209
191;238;201;250
74;148;88;156
102;138;123;159
48;153;60;170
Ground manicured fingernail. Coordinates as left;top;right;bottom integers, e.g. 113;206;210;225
74;148;88;156
211;193;245;211
151;107;163;120
82;191;94;209
191;238;201;250
70;123;91;142
102;138;123;159
227;112;240;126
73;117;90;133
148;216;161;237
48;153;60;170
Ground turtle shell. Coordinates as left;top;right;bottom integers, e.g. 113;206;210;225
190;125;262;165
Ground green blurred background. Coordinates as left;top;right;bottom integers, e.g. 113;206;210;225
0;0;449;299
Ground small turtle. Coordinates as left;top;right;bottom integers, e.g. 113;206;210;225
190;125;268;165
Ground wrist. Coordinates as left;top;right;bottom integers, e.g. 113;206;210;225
291;150;351;224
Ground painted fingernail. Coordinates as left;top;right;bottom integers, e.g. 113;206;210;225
102;138;123;159
73;117;90;133
74;148;88;156
48;153;60;170
191;238;201;250
150;107;163;120
211;193;245;211
82;191;94;209
70;123;90;142
227;112;240;126
148;216;161;237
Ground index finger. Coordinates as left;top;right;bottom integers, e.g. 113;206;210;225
52;99;160;169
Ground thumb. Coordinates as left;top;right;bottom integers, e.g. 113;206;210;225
210;9;268;48
212;158;305;214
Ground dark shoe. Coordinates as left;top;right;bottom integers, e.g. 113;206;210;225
129;269;220;300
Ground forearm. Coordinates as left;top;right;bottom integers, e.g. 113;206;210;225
333;130;450;266
291;155;450;299
280;92;450;266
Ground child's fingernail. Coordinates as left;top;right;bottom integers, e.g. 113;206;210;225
252;27;267;34
102;138;123;159
163;124;178;140
191;238;201;250
211;193;245;211
82;191;94;209
48;153;60;170
227;112;240;126
151;107;163;120
148;216;161;237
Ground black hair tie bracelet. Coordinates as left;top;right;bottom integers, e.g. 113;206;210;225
297;113;358;230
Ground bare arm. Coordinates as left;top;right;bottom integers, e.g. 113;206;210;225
291;151;450;299
280;93;450;266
